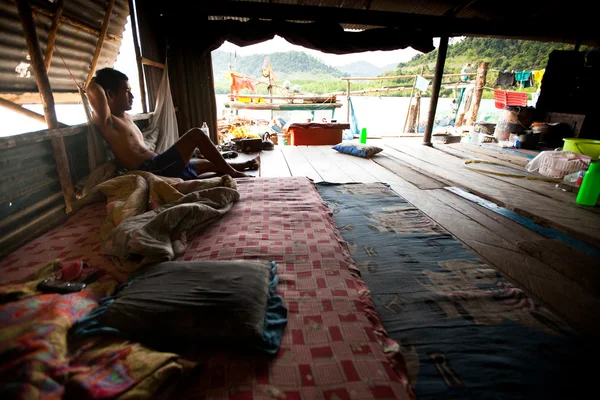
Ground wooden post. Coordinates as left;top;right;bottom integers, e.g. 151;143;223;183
466;61;488;126
423;35;449;146
44;0;64;71
407;104;416;133
17;0;74;212
402;76;417;133
415;91;421;133
346;79;351;123
84;0;116;88
128;0;148;113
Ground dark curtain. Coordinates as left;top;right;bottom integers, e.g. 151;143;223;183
164;19;434;59
167;45;218;141
134;1;435;141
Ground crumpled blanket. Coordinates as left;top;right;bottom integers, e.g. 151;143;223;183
0;261;195;400
75;171;240;272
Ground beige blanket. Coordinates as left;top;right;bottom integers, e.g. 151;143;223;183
76;171;239;270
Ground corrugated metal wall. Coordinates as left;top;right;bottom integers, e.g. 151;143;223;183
0;0;129;94
0;126;89;258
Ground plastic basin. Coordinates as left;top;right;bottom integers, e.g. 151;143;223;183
562;138;600;160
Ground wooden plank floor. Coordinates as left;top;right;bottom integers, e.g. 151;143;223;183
257;142;600;334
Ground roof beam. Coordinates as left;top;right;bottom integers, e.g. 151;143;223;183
85;0;116;88
44;0;65;71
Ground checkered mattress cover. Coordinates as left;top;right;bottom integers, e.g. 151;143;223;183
0;177;413;400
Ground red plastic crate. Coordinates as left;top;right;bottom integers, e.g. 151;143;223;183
286;123;350;146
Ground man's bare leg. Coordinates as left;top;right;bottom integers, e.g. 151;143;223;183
194;158;260;176
173;127;248;178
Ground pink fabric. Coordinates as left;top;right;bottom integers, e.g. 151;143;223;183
0;177;413;400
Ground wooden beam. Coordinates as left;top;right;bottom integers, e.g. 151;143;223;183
85;0;116;88
141;57;165;69
0;97;47;123
0;92;80;104
466;61;488;126
44;0;65;71
17;0;74;213
423;35;449;146
128;0;148;113
9;0;120;42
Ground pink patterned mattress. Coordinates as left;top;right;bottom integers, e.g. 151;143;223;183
1;177;413;399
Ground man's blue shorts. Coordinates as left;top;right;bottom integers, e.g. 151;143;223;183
137;146;198;180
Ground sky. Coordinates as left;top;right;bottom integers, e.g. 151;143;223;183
216;35;441;68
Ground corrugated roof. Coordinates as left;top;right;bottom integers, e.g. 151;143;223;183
0;0;129;94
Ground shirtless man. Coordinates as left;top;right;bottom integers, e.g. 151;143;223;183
86;67;251;179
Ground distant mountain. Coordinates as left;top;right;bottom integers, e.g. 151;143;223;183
336;61;398;77
212;50;347;82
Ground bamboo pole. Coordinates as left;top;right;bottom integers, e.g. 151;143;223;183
0;97;47;123
466;61;489;126
128;0;148;113
341;73;477;81
17;0;74;212
84;0;116;88
329;82;472;96
423;35;449;146
44;0;64;71
346;79;351;123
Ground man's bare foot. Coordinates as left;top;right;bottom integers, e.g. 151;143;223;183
230;157;260;172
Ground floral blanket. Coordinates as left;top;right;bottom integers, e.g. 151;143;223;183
0;261;194;399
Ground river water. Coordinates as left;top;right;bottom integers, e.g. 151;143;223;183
216;94;508;136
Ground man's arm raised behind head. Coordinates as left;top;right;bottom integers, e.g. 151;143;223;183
85;79;111;129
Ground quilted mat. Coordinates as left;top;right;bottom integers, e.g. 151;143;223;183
1;177;413;400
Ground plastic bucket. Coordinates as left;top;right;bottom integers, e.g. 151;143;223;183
494;106;534;141
563;138;600;160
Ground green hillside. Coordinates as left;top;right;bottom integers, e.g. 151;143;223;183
212;50;347;93
212;38;589;97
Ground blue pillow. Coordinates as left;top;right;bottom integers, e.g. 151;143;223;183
332;142;383;158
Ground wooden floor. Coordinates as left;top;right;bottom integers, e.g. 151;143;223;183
257;139;600;334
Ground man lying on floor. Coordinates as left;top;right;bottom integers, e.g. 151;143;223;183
86;67;255;180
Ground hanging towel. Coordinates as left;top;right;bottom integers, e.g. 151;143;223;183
496;71;516;87
533;69;545;85
515;71;533;88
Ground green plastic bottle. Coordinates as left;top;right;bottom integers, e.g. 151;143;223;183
576;161;600;206
360;127;367;144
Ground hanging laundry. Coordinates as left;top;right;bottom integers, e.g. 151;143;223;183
496;71;516;87
533;69;545;85
493;89;528;109
229;72;256;96
415;75;430;92
515;71;534;88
